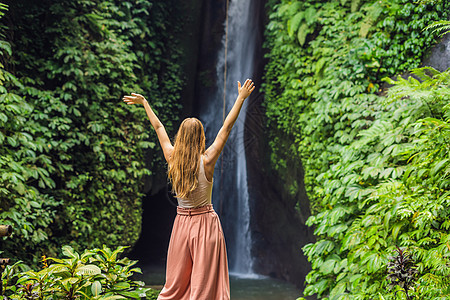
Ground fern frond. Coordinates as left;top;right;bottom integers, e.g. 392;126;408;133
424;20;450;37
0;3;8;18
411;67;440;81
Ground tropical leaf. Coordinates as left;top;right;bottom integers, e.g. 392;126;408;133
288;12;305;37
62;246;80;260
92;280;102;296
75;264;101;276
297;23;314;46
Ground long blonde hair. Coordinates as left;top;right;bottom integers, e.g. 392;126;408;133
168;118;206;198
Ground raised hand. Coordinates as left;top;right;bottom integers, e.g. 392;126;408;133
123;93;147;105
237;79;256;100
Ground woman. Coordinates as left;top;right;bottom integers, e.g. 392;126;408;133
123;79;255;300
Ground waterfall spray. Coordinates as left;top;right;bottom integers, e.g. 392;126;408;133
201;0;258;277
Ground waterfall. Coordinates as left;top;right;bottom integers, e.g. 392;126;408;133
200;0;258;277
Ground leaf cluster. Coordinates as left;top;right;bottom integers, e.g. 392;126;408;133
1;245;159;299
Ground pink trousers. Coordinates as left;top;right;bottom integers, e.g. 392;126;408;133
157;204;230;300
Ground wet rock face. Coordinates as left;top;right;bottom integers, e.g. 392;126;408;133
423;33;450;71
245;97;315;286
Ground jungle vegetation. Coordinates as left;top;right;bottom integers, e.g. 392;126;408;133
0;0;183;264
263;0;450;299
2;0;450;299
1;0;182;297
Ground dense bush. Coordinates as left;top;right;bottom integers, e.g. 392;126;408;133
1;245;160;299
263;0;449;298
303;69;450;299
0;0;183;264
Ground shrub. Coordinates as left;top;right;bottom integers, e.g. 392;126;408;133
1;245;160;299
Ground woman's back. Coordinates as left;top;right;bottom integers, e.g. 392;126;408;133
176;156;213;209
123;79;254;300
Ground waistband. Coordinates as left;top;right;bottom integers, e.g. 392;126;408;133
177;204;214;216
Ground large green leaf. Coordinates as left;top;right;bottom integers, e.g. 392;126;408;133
91;281;102;296
288;12;305;37
75;264;101;276
430;159;449;178
297;23;313;46
62;246;80;260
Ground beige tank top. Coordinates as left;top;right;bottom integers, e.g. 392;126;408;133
176;156;213;208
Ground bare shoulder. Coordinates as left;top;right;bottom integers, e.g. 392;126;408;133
202;151;213;167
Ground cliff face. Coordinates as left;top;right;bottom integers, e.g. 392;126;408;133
245;97;315;285
422;33;450;71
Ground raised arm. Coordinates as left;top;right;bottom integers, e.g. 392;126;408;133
204;79;255;170
123;93;173;162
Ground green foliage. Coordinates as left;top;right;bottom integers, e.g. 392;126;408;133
1;245;160;299
0;0;184;265
424;20;450;37
263;0;449;298
285;3;319;46
0;3;61;262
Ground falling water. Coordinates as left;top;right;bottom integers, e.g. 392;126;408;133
200;0;258;277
